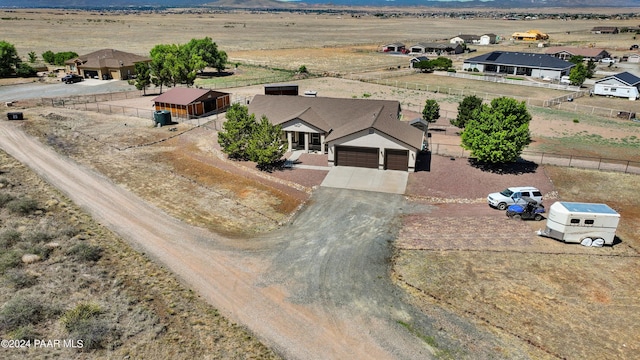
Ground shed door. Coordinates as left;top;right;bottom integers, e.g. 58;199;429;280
336;146;378;169
385;149;409;171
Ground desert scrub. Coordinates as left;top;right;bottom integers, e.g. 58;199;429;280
0;192;15;207
0;296;57;331
0;250;22;274
4;268;38;289
6;196;40;215
0;229;21;249
61;303;111;351
66;242;103;262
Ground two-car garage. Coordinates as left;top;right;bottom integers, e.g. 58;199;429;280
335;146;408;171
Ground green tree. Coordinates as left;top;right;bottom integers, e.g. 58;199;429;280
0;41;20;77
430;57;453;71
52;51;78;66
247;115;285;170
422;99;440;123
28;51;37;63
149;44;176;93
41;50;55;64
569;62;588;86
461;97;532;163
218;103;256;160
133;62;151;95
585;60;596;78
568;55;584;64
298;65;308;74
183;37;227;73
15;63;36;78
414;60;434;73
452;95;482;128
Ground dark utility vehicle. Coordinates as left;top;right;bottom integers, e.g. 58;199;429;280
62;74;83;84
506;197;545;221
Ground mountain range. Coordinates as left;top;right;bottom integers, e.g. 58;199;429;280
1;0;639;9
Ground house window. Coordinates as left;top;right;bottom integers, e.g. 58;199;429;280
311;133;320;145
584;219;595;225
570;218;580;225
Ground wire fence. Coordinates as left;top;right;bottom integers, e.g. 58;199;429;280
428;142;640;174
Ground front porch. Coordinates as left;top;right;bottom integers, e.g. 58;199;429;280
285;131;326;153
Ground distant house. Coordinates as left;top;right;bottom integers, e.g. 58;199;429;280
248;95;425;171
463;51;574;80
410;56;429;68
154;88;231;118
511;30;549;41
479;34;498;45
382;43;407;53
409;42;463;55
591;26;619;34
545;46;611;62
65;49;151;80
592;72;640;100
450;34;480;44
627;53;640;63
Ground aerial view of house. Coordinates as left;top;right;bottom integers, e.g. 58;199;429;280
592;71;640;100
409;42;463;55
545;46;611;62
64;48;151;80
463;51;574;80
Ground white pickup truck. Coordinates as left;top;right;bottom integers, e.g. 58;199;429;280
600;58;616;64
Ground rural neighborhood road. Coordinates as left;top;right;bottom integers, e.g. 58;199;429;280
0;121;451;359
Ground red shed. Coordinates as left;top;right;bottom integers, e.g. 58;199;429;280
154;88;230;118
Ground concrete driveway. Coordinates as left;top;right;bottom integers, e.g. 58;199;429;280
321;166;408;194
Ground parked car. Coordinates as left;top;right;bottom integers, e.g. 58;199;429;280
506;197;545;221
487;186;543;210
560;75;571;84
62;74;83;84
600;58;616;64
630;44;639;50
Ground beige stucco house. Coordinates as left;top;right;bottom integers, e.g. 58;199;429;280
65;49;151;80
248;95;425;171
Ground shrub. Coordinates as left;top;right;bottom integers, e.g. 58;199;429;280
8;325;40;340
0;296;51;331
473;68;479;72
26;231;54;244
0;193;15;207
6;197;40;215
4;268;38;289
61;303;102;331
0;229;21;249
573;118;580;123
0;250;21;274
61;303;109;351
67;243;102;262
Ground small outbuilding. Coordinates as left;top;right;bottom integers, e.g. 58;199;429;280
153;88;231;118
592;71;640;100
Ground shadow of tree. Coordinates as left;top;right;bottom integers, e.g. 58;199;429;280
469;158;539;175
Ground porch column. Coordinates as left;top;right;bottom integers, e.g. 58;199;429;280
304;133;309;152
320;134;326;153
287;132;293;152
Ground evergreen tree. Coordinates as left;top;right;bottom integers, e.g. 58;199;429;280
134;62;151;95
422;99;440;123
218;104;256;160
247;116;285;170
0;41;20;77
452;95;482;128
569;62;588;86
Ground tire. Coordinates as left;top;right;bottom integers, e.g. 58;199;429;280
534;214;542;221
497;202;507;210
513;214;521;220
581;237;593;247
592;238;605;247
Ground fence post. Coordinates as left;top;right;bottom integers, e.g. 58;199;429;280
569;155;573;167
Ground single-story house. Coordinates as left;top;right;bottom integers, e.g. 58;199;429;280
463;51;574;80
382;43;407;53
409;42;463;55
248;95;425;171
410;56;429;68
479;34;498;45
511;30;549;41
450;34;480;44
592;71;640;100
591;26;619;34
65;49;151;80
545;46;610;62
154;88;231;118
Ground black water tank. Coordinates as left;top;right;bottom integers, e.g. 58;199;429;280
7;112;23;120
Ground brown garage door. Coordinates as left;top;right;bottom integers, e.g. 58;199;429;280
336;146;378;169
385;149;409;171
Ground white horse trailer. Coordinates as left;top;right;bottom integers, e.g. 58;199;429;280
538;202;620;246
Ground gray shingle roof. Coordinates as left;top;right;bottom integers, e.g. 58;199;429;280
66;49;150;69
465;51;575;70
596;71;640;86
248;95;424;150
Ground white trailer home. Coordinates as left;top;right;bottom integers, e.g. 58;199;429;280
538;202;620;246
592;72;640;100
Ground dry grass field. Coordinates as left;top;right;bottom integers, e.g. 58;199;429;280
2;7;640;359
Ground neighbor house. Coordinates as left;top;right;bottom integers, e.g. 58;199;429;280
382;43;407;53
591;26;619;34
409;42;463;55
627;53;640;63
409;56;429;68
154;88;231;118
592;71;640;100
463;51;574;80
479;33;498;45
248;95;425;171
65;49;151;80
545;46;610;62
450;34;480;44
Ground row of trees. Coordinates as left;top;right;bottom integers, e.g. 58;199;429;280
0;40;38;77
413;57;454;73
422;95;532;164
217;104;285;170
135;37;228;94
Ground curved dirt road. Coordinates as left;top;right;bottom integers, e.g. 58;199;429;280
1;121;523;359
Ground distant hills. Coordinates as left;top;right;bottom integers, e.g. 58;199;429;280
1;0;639;10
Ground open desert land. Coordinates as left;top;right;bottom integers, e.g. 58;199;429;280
1;7;640;360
